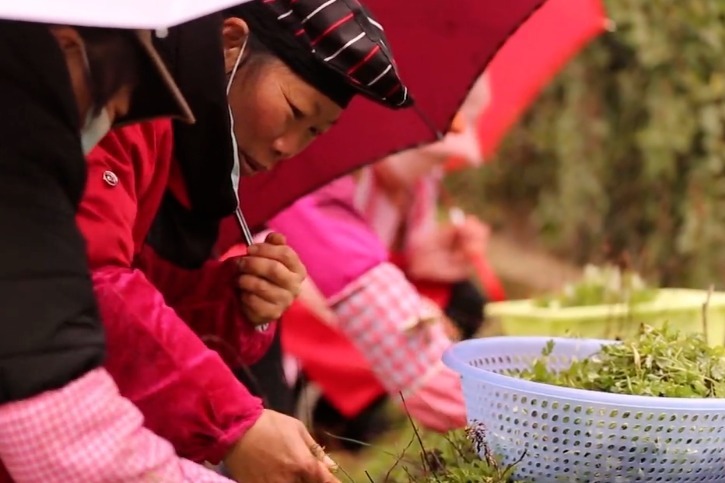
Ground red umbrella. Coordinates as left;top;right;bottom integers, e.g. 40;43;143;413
476;0;608;158
237;0;549;230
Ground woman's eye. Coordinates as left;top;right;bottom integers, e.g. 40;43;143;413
289;103;304;120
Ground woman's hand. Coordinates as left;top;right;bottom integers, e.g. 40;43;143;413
405;216;490;283
405;224;470;283
453;215;490;258
236;232;307;326
224;409;339;483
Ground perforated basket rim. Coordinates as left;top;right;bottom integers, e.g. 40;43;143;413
443;336;725;411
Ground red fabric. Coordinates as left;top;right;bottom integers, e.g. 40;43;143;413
136;246;276;367
220;243;248;260
444;154;480;172
466;250;506;302
282;301;385;418
407;280;453;309
237;0;549;230
0;369;232;482
77;120;270;463
477;0;606;157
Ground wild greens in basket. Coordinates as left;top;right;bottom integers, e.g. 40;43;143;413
511;324;725;398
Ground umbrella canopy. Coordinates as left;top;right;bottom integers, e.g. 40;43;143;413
0;0;251;29
239;0;549;230
476;0;608;158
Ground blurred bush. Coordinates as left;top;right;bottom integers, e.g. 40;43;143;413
449;0;725;288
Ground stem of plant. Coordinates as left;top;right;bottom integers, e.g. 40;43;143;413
399;392;442;483
703;284;713;343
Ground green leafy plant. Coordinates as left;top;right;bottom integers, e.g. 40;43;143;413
534;264;657;308
378;423;525;483
513;324;725;398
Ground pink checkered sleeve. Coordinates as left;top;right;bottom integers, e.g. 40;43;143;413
0;368;231;483
330;262;467;430
403;365;467;432
330;262;453;396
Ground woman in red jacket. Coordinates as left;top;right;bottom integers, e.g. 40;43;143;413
77;1;411;482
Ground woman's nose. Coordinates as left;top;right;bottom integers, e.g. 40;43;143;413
271;137;293;160
272;130;311;160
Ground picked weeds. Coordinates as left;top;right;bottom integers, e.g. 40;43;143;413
513;324;725;398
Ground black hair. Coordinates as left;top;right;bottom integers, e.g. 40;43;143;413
75;28;142;115
223;1;355;108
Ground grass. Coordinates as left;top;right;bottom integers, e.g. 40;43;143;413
329;413;524;482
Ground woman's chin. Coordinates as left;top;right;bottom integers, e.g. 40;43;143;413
239;158;256;177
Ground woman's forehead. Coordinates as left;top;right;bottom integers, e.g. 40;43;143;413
276;64;342;117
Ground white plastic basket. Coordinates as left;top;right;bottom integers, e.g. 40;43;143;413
443;337;725;482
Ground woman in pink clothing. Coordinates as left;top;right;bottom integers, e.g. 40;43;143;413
355;109;493;340
266;175;467;439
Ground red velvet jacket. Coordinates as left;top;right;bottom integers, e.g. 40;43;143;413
76;119;274;463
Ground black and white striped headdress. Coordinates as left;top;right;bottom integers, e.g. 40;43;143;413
259;0;412;108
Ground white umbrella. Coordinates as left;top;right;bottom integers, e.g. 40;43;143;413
0;0;252;30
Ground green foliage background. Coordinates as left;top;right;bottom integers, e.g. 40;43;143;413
450;0;725;288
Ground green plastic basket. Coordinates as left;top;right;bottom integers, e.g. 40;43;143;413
486;288;725;345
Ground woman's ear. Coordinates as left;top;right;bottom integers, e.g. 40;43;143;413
49;26;85;56
222;17;250;73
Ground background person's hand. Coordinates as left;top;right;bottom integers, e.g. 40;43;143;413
223;409;340;483
405;216;490;284
452;215;490;257
236;232;307;326
405;224;471;283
